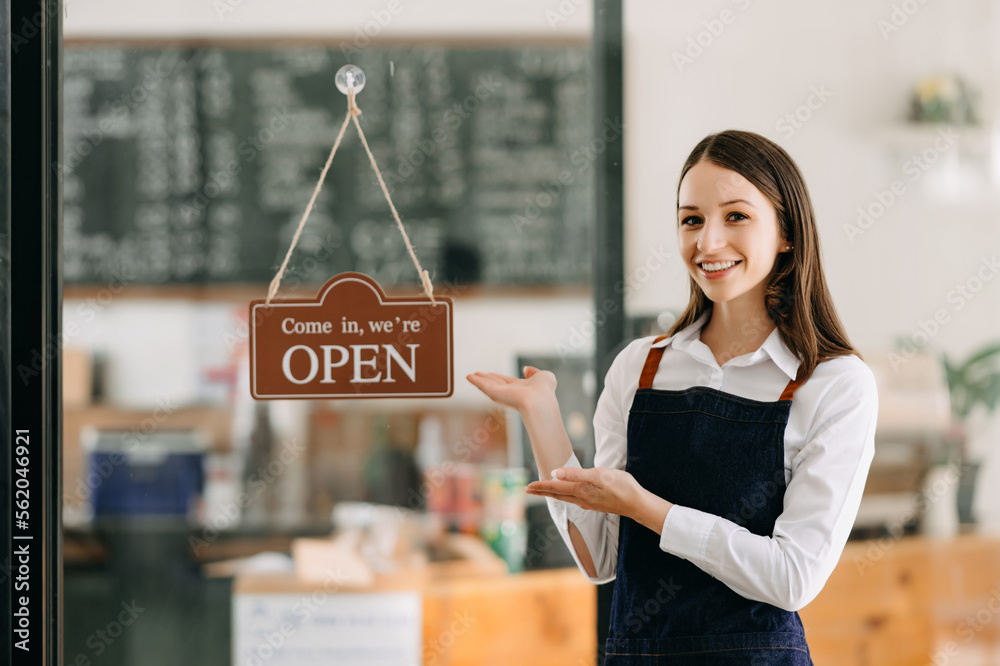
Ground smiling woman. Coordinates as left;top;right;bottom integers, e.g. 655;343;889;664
675;160;794;365
468;129;877;665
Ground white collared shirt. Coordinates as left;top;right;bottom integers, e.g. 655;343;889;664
545;310;878;612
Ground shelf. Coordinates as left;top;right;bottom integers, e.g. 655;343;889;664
870;121;999;152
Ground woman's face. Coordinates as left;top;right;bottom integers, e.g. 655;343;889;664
677;160;789;308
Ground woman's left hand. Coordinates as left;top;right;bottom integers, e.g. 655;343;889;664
526;467;646;519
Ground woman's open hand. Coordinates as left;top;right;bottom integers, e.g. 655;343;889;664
468;369;674;532
465;366;557;413
529;467;675;533
526;467;643;517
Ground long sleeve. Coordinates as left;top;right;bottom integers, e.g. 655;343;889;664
544;452;620;583
544;339;645;583
657;358;879;611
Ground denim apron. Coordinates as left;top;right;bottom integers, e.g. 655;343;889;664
604;336;813;665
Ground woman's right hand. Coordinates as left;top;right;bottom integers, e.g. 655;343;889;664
468;366;574;492
465;366;557;413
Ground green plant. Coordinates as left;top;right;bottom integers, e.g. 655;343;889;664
941;342;1000;421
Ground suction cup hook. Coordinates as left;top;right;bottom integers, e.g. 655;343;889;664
335;64;366;95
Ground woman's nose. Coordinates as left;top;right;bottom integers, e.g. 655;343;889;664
698;219;727;254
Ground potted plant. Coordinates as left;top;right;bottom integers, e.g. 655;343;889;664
909;73;979;125
940;342;1000;525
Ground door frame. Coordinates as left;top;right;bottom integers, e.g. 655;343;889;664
4;0;63;664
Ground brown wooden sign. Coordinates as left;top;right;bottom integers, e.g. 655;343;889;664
249;272;453;399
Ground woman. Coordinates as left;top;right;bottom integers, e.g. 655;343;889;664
467;129;878;664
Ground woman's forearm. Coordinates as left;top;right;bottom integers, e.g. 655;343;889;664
632;487;674;535
520;400;601;577
567;520;598;577
520;398;575;481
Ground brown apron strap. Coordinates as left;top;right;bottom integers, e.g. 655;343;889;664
640;337;807;399
779;363;807;401
638;335;670;390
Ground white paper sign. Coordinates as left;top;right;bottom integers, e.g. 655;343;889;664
233;591;422;666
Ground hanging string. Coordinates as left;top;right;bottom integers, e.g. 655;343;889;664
265;84;436;306
265;103;354;305
347;87;436;305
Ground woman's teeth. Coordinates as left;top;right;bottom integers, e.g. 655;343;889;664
700;260;740;273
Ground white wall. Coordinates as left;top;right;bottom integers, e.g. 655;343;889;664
623;0;1000;361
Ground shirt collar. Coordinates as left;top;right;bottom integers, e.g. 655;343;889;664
651;310;801;380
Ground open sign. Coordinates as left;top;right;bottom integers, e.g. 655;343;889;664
249;272;453;399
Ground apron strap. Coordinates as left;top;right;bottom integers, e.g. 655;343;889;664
640;335;808;402
638;335;670;390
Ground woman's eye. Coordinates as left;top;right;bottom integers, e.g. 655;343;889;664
680;212;747;226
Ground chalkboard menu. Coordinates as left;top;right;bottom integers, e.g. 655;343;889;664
62;44;594;287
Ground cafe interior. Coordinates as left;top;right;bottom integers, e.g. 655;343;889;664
45;0;1000;664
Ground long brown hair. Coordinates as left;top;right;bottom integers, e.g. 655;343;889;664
668;129;861;383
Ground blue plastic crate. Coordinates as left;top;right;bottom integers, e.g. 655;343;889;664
84;429;206;518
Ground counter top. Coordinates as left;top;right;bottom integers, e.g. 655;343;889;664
801;531;1000;665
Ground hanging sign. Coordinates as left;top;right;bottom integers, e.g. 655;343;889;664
251;67;451;399
249;272;453;399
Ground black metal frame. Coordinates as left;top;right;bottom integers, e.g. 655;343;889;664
0;1;9;657
4;0;63;664
593;1;624;662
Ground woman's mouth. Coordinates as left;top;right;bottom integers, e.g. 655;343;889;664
698;260;741;279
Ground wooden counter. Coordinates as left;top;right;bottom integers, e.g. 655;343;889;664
800;532;1000;665
233;533;1000;665
235;566;597;666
